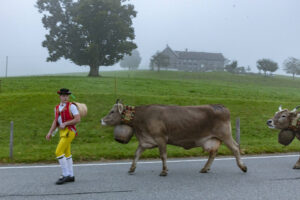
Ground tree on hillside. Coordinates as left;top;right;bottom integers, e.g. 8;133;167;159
150;52;170;72
120;50;142;70
225;60;237;73
236;66;246;74
256;59;278;76
283;57;300;79
36;0;137;77
257;64;262;74
149;59;154;71
268;62;278;76
246;65;251;73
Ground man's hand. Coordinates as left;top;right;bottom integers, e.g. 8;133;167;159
47;119;57;141
59;123;66;129
46;133;52;141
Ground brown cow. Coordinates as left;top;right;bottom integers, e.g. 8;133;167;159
101;101;247;176
267;105;300;169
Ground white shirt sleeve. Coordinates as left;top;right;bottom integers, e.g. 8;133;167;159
70;104;79;116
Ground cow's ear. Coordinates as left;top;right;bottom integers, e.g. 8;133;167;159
117;103;124;114
289;112;297;120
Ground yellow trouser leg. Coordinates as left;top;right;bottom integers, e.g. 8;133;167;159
55;128;75;158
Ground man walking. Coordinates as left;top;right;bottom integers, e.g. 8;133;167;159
46;88;80;185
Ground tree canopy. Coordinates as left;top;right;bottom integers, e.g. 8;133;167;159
150;52;170;72
119;49;142;70
256;59;278;76
36;0;137;76
225;60;237;73
283;57;300;79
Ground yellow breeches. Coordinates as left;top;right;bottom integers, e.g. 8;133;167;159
55;128;75;158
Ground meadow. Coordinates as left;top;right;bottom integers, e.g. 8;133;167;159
0;70;300;163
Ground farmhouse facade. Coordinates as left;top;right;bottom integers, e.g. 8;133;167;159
160;45;225;71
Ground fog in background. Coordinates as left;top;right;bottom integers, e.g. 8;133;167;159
0;0;299;76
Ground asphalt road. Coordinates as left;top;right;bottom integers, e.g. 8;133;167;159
1;154;300;200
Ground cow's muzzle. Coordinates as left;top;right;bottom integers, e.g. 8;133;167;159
266;119;275;129
101;119;107;126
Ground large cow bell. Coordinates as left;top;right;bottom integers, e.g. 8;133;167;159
278;130;295;146
114;125;133;144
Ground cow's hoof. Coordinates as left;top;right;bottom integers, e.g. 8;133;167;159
128;171;135;175
241;165;247;173
159;171;168;176
200;168;210;173
128;168;136;175
293;165;300;169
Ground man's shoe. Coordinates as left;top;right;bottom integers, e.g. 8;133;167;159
55;176;69;185
66;176;75;182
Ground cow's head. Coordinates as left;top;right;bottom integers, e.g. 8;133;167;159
266;105;300;130
101;99;124;126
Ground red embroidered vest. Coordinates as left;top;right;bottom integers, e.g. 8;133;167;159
55;102;77;134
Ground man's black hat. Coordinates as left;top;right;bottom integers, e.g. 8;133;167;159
57;88;72;95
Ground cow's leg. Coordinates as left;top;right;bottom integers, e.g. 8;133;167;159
223;138;247;173
128;145;145;174
157;140;168;176
200;150;218;173
293;157;300;169
200;138;221;173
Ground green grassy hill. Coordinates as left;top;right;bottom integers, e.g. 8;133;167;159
0;70;300;163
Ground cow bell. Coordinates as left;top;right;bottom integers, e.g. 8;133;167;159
278;130;295;146
114;125;133;144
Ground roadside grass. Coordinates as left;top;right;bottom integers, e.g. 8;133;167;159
0;70;300;163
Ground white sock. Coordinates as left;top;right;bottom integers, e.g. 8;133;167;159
57;155;68;177
66;156;74;177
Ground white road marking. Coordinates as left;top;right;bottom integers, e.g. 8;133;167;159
0;154;298;170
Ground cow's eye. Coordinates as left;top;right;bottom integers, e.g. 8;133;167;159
282;115;286;118
110;111;114;114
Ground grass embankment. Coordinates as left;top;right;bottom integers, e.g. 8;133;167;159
0;70;300;163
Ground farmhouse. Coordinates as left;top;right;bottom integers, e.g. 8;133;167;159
160;45;225;72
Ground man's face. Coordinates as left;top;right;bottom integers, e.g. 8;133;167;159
59;94;69;103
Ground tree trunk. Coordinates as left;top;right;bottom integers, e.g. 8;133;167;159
88;65;100;77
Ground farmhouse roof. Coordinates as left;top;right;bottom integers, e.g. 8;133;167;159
174;51;225;61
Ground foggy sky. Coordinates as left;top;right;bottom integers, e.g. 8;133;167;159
0;0;299;76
